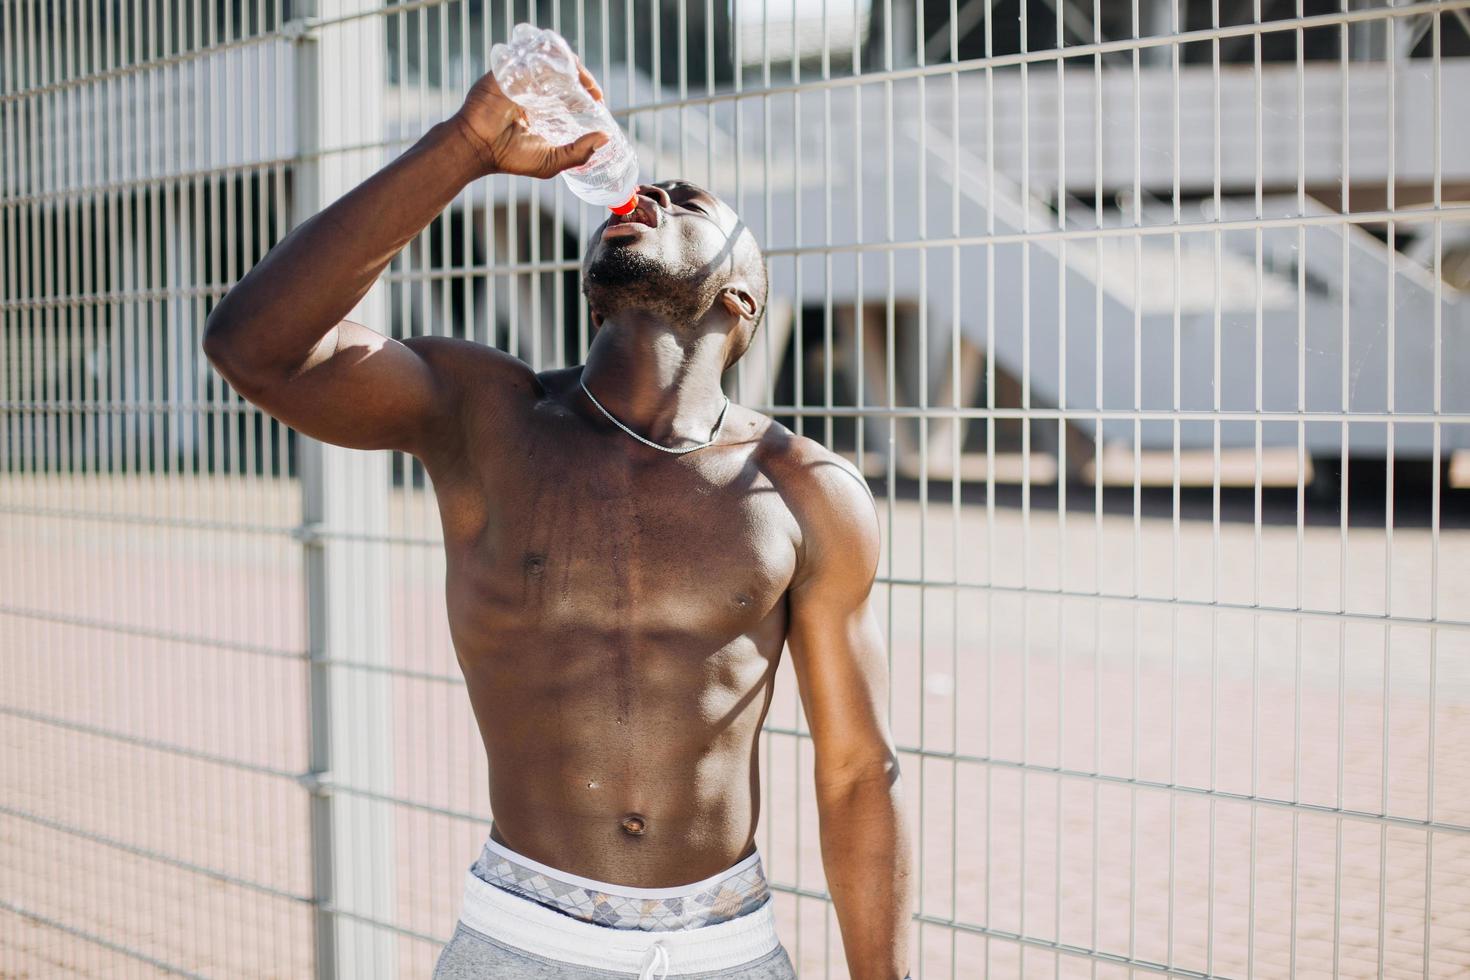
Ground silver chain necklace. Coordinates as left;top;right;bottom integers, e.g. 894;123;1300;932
580;381;730;455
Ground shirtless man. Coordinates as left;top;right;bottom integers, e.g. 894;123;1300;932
203;58;912;980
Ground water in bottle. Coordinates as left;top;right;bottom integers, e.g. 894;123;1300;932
490;24;640;214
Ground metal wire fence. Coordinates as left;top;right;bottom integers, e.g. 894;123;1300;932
3;0;1469;977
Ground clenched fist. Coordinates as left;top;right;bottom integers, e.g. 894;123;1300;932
449;56;608;179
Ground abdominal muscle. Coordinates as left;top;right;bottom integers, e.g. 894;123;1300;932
458;638;778;889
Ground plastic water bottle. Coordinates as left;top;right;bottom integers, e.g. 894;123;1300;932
490;24;640;215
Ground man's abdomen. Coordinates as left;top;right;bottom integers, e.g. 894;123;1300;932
460;630;781;889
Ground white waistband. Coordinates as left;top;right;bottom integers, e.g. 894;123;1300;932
457;868;781;976
481;833;765;900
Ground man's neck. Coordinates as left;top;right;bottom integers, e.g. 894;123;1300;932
577;312;729;446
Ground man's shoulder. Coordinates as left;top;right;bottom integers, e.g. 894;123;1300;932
744;412;876;532
741;414;879;593
392;337;547;466
748;413;864;485
534;364;583;399
401;335;544;405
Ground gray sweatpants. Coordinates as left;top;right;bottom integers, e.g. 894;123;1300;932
431;920;799;979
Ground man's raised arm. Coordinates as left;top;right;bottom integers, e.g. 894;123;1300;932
202;61;607;455
783;447;914;980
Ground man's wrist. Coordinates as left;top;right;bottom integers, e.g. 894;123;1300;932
438;114;499;182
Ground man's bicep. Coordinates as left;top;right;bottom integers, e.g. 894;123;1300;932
234;324;482;456
212;319;439;452
787;590;895;785
784;464;896;786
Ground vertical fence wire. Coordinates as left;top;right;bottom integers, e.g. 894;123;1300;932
3;1;1470;978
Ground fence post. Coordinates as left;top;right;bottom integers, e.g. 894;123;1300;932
292;6;396;978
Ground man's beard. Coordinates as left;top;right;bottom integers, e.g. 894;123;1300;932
584;243;715;324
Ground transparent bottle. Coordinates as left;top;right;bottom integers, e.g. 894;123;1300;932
490;23;640;214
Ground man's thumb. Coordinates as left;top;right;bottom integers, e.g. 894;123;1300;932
551;132;608;173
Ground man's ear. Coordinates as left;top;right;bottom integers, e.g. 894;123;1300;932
590;306;605;329
719;285;758;323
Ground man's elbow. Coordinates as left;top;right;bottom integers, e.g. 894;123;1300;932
815;750;902;799
202;284;261;356
201;323;230;368
202;322;246;387
201;298;243;367
201;317;272;399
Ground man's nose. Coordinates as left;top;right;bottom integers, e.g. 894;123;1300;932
637;184;673;210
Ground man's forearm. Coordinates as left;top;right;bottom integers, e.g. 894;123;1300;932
818;770;914;980
203;116;484;375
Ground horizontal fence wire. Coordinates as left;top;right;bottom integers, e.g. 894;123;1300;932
4;0;1468;976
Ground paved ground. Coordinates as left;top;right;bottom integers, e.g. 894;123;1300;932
2;473;1467;978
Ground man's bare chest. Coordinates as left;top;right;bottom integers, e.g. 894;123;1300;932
432;424;800;642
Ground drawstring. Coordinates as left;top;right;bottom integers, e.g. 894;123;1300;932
637;940;670;980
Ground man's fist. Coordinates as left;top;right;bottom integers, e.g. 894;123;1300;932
450;57;608;179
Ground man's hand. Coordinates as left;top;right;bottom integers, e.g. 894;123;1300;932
451;57;608;179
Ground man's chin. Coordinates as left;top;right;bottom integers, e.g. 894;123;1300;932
583;243;711;323
586;243;666;290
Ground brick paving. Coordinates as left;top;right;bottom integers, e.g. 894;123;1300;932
2;475;1466;978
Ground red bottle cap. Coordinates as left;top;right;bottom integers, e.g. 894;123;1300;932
609;196;637;215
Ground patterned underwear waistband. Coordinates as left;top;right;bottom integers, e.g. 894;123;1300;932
470;832;772;932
